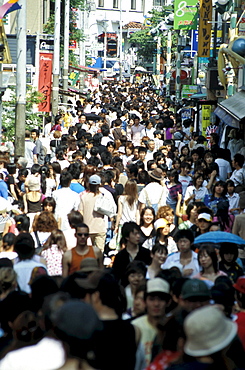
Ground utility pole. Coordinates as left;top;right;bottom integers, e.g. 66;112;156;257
156;35;161;89
119;0;123;82
63;0;70;104
15;0;26;157
175;30;182;104
52;0;61;116
165;29;172;97
103;22;107;79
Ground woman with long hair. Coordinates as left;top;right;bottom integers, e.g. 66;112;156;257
139;207;156;250
146;244;168;279
193;244;227;284
82;164;97;190
166;169;182;223
154;218;177;254
41;229;67;276
39;164;56;197
0;267;17;300
184;174;209;206
213;200;234;233
115;180;139;233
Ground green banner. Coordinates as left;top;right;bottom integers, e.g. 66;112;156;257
174;0;198;30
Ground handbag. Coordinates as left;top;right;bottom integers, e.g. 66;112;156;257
94;192;115;218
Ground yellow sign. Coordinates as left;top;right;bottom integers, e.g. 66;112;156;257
198;0;212;57
0;20;11;64
202;105;211;136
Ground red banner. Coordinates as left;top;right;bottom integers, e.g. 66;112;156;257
38;52;53;112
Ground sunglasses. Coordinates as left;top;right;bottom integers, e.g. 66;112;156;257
77;233;89;237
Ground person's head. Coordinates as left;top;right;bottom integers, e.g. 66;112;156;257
156;206;174;224
198;244;218;273
154;218;171;238
147;140;155;152
186;203;198;222
31;129;40;141
167;169;179;184
2;232;16;251
67;210;83;229
0;267;17;297
184;306;237;359
75;223;90;248
67;162;82;180
219;242;238;265
100;151;112;166
6;163;17;175
14;233;35;260
125;261;146;288
138;146;147;161
42;197;56;213
197;208;213;233
191;150;199;163
133;283;147;317
43;229;67;253
145;278;171;320
33;211;58;233
233;153;244;169
174;229;194;253
213;180;227;198
140;207;155;226
209;222;221;232
126;163;138;179
180;279;211;312
101;124;110;137
125;142;134;156
123;179;138;206
204;151;214;165
226;179;235;195
180;161;191;176
172;158;181;171
151;244;168;266
17;157;28;169
121;222;141;247
193;174;204;188
60;171;73;188
88;174;101;194
14;214;30;233
181;146;190;157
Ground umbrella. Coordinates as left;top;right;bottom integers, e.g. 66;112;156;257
193;231;245;246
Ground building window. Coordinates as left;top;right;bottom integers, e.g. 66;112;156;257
113;0;118;8
153;0;164;5
98;0;104;7
131;0;136;10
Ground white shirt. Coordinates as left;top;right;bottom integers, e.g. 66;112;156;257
138;183;167;208
52;187;80;231
0;338;65;370
14;259;47;293
185;185;208;202
215;158;232;181
179;175;192;198
161;251;200;278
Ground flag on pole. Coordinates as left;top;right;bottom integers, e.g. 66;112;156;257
0;0;21;20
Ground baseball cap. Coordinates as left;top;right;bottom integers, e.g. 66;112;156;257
233;276;245;294
181;279;210;300
147;278;170;295
198;213;212;222
89;175;101;185
154;218;169;231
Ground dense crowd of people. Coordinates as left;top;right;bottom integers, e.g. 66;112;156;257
0;81;244;369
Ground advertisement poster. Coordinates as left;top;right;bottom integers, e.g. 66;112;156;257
38;52;53;112
174;0;198;30
202;105;211;136
198;0;212;57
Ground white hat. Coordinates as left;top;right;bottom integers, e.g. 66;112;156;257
198;213;212;222
147;278;170;295
184;306;237;357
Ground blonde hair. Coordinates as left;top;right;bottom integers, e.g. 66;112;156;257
156;205;174;220
0;268;17;294
123;180;138;207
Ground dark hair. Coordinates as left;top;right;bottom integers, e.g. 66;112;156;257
74;223;89;232
140;207;155;226
6;163;17;175
51;162;61;175
215;200;232;231
100;151;112;166
167;169;180;184
234;153;245;168
103;170;114;185
212;180;227;198
151;243;168;256
125;260;147;279
120;222;140;246
101;124;110;137
138;170;150;185
39;165;50;195
219;243;238;262
127;163;138;177
60;171;73;188
31;164;41;175
31;129;40;137
226;179;235;188
43;197;56;213
198;244;218;273
193;174;204;187
2;233;16;250
14;214;30;232
180;161;191;170
14;233;35;260
68;210;83;228
174;229;194;244
67;162;82;180
186;202;197;220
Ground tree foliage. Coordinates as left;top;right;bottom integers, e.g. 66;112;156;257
2;87;44;141
43;0;86;66
129;6;178;62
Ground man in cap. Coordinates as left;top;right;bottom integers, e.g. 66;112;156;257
62;223;103;277
180;278;211;314
132;277;171;366
138;167;168;213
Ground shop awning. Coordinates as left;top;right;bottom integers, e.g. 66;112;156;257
214;90;245;128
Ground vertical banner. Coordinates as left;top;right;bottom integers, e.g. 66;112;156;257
198;0;212;57
38;52;53;112
202;105;211;136
174;0;198;30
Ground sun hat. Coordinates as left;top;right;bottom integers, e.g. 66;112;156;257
147;277;170;295
27;176;40;191
151;110;158;115
184;306;237;357
233;276;245;294
79;258;99;273
154;218;168;231
197;213;212;222
148;167;165;181
89;174;101;185
181;279;211;300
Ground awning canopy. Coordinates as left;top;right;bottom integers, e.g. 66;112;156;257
214;90;245;128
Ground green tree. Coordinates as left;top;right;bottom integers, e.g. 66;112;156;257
2;86;44;141
129;6;178;63
43;0;85;66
